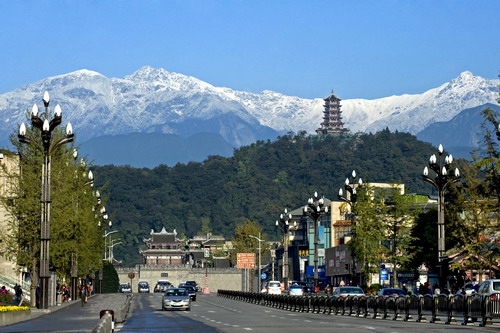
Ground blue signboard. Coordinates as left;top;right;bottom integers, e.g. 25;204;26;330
305;265;326;278
380;269;388;281
261;273;267;280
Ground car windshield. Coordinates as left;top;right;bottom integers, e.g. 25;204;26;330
165;289;187;296
382;289;405;295
269;283;281;288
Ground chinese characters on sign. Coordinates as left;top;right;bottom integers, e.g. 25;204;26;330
237;253;256;269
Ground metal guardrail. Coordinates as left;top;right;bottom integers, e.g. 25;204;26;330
217;290;500;327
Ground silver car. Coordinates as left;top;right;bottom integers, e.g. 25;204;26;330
162;288;191;311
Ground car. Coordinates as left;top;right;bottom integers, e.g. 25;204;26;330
154;280;171;293
477;279;500;296
288;284;304;296
378;288;407;297
332;286;365;297
183;285;197;301
185;280;200;292
162;287;191;311
267;281;282;295
138;281;150;293
119;283;132;293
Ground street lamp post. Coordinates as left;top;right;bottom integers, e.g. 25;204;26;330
275;209;295;290
303;192;329;292
249;233;264;292
338;170;362;284
18;92;74;309
422;144;459;285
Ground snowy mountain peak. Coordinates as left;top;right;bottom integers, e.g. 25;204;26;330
0;67;498;151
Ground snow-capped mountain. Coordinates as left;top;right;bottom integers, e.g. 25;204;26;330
0;67;498;151
341;71;499;134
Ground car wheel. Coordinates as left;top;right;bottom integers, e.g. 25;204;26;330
193;297;197;302
187;307;191;311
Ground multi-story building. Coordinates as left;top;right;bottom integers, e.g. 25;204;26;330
0;151;22;286
316;91;349;135
140;227;186;266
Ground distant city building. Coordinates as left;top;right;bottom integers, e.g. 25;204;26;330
316;91;349;135
140;227;186;266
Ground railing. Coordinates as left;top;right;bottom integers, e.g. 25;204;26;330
0;275;31;303
217;290;500;327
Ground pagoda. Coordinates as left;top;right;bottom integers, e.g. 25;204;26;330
316;91;349;135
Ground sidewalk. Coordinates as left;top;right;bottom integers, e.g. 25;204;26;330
0;293;131;332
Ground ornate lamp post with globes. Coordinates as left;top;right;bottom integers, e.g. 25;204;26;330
18;91;75;309
338;170;362;233
422;144;459;285
275;208;295;290
338;170;362;284
303;192;329;292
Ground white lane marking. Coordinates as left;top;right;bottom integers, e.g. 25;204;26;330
233;325;240;327
243;328;253;331
208;310;216;313
304;320;312;322
364;327;375;330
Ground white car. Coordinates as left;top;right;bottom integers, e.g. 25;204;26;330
332;286;365;297
477;279;500;296
267;281;282;295
288;284;304;296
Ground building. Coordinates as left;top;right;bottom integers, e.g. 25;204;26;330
187;233;227;267
140;228;186;266
0;151;25;288
316;91;349;135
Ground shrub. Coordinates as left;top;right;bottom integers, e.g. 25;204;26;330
0;293;13;306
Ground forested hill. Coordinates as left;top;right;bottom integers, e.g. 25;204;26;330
93;130;441;266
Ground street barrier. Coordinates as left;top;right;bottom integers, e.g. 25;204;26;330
217;290;500;327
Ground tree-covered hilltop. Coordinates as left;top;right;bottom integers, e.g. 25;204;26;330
93;130;441;266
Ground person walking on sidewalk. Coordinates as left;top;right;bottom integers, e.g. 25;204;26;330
14;284;23;306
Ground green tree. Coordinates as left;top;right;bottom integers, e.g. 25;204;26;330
0;107;105;304
348;185;385;286
380;187;418;287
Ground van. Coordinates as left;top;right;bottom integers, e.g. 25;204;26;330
267;281;282;295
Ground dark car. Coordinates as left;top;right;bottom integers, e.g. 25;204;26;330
185;280;200;292
378;288;407;297
138;281;150;293
179;284;197;301
119;283;132;293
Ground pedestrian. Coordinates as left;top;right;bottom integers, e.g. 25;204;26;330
14;284;22;306
0;286;7;294
325;284;331;294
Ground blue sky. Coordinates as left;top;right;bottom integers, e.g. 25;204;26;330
1;0;498;99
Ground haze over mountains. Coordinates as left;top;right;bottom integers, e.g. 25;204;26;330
0;67;497;167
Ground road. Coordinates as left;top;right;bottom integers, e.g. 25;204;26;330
118;293;500;333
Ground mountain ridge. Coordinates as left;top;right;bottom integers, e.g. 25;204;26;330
0;66;498;166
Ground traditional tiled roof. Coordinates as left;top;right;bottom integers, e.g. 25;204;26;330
144;227;182;243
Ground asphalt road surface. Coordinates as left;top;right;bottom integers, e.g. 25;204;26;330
117;293;500;333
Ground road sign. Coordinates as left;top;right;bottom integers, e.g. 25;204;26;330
237;253;256;269
380;269;388;281
261;273;267;279
204;248;210;258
